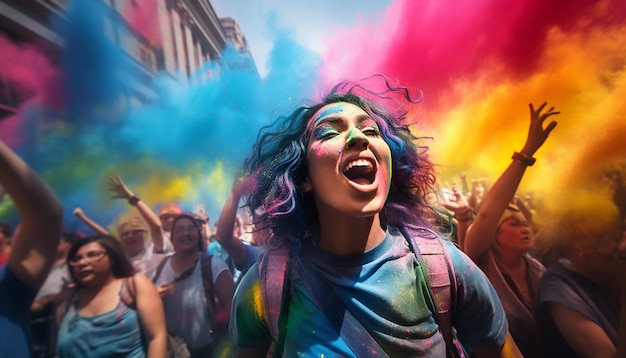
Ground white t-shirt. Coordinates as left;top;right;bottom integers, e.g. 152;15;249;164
153;254;229;351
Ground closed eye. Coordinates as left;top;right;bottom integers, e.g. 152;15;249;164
314;126;340;141
362;127;381;137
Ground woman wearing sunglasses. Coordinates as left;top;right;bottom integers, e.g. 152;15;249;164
55;235;166;357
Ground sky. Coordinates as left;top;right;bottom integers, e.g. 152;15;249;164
0;0;625;232
210;0;393;78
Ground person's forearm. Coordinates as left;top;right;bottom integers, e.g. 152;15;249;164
146;333;167;358
464;162;527;259
456;219;471;251
0;141;62;223
74;211;110;235
135;201;165;251
216;191;246;265
120;185;164;251
135;200;162;231
0;141;63;289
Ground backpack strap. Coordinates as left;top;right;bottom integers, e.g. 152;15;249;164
259;228;462;357
151;255;170;284
120;275;137;309
401;225;462;358
258;247;291;357
200;252;225;335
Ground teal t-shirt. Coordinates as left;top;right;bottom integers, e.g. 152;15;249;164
231;227;507;356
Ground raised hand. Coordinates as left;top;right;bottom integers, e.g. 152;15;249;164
521;102;559;156
157;281;176;298
441;183;471;215
107;176;132;200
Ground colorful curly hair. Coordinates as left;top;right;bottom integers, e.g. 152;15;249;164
243;75;437;254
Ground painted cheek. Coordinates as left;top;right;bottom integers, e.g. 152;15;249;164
383;146;392;187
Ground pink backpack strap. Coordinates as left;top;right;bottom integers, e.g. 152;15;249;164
258;247;290;356
403;225;464;358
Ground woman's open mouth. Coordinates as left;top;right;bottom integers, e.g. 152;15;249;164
343;159;376;185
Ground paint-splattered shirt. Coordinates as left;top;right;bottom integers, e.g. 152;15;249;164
231;227;507;356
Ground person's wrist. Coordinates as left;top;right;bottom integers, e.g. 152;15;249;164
455;208;474;222
128;194;140;206
512;151;536;166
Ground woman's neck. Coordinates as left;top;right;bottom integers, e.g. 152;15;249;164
172;250;200;269
81;274;117;295
317;211;386;256
496;249;527;272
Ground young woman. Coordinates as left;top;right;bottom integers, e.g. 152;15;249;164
230;76;511;357
462;103;559;358
152;214;235;357
56;235;166;357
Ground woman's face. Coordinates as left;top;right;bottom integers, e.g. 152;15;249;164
304;102;392;219
120;229;147;258
495;215;533;253
69;242;111;286
171;218;200;252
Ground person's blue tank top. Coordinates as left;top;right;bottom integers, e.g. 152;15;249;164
56;290;146;358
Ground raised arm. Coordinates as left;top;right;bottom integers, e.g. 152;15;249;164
107;176;166;252
441;183;474;249
2;140;63;290
216;178;247;266
463;103;559;260
73;207;110;235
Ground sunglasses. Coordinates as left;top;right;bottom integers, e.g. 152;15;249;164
69;250;107;266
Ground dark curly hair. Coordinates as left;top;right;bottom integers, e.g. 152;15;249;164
243;75;437;256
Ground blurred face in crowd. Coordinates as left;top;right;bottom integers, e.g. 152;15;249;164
120;229;147;258
69;242;111;287
496;213;533;253
160;214;177;233
171;217;201;253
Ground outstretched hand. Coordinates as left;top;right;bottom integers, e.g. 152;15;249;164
521;102;559;156
232;172;255;198
441;184;471;215
107;176;132;200
72;207;84;217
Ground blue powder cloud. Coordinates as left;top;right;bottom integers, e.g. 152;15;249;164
8;0;323;231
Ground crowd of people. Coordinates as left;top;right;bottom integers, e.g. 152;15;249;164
1;76;625;357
